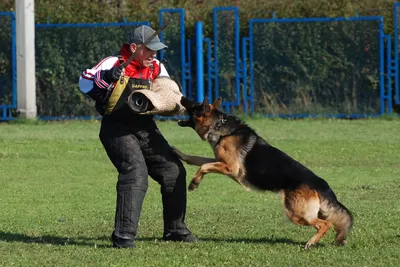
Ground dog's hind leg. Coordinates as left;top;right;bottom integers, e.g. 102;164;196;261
319;196;353;246
282;189;332;249
303;219;332;249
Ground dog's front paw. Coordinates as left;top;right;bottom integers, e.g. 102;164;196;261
334;239;347;246
304;241;314;249
188;179;200;191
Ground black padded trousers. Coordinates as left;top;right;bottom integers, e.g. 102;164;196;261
99;116;191;240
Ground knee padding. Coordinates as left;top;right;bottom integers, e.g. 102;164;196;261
117;168;148;192
161;164;186;193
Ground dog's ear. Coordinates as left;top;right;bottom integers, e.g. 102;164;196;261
180;96;195;110
201;96;211;114
212;97;222;109
202;95;209;106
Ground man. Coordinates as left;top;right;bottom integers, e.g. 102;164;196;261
79;25;197;248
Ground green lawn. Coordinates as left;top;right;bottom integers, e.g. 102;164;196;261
0;118;399;266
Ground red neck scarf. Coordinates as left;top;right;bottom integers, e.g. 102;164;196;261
119;44;143;77
118;44;160;80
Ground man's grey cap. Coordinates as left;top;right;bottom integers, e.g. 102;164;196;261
129;25;168;51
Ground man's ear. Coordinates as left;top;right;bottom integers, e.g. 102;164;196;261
129;43;138;53
212;97;222;109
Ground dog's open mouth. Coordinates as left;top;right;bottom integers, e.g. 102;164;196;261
178;119;193;127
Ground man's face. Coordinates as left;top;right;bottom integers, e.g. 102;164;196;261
130;44;157;67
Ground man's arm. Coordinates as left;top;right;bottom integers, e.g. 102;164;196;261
78;56;120;101
158;62;170;78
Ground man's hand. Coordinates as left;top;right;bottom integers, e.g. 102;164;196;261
104;65;124;83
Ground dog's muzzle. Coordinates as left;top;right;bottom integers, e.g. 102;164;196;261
178;119;193;128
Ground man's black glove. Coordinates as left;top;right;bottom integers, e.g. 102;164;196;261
104;65;124;83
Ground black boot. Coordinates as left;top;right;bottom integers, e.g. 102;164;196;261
163;232;198;242
111;231;136;248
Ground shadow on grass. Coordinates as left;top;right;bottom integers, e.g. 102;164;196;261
0;231;308;247
0;231;171;248
135;236;305;246
0;231;111;248
198;236;306;246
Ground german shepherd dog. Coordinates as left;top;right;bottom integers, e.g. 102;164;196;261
172;96;353;249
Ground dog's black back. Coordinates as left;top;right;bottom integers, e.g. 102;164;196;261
219;116;334;195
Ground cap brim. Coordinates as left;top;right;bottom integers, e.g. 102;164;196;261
146;41;168;51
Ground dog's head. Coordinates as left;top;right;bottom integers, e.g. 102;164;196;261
178;96;223;141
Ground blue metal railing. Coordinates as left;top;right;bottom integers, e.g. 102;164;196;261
384;34;393;115
35;21;149;28
204;37;213;104
195;21;204;103
393;3;400;105
241;37;251;115
0;12;16;121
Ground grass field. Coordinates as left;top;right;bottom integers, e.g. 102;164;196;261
0;118;399;266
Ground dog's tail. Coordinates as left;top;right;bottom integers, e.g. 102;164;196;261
319;189;353;245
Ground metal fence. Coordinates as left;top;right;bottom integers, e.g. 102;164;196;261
203;10;390;118
0;12;16;121
35;21;150;119
211;7;241;112
1;5;399;120
158;8;189;98
248;17;384;118
393;3;400;105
